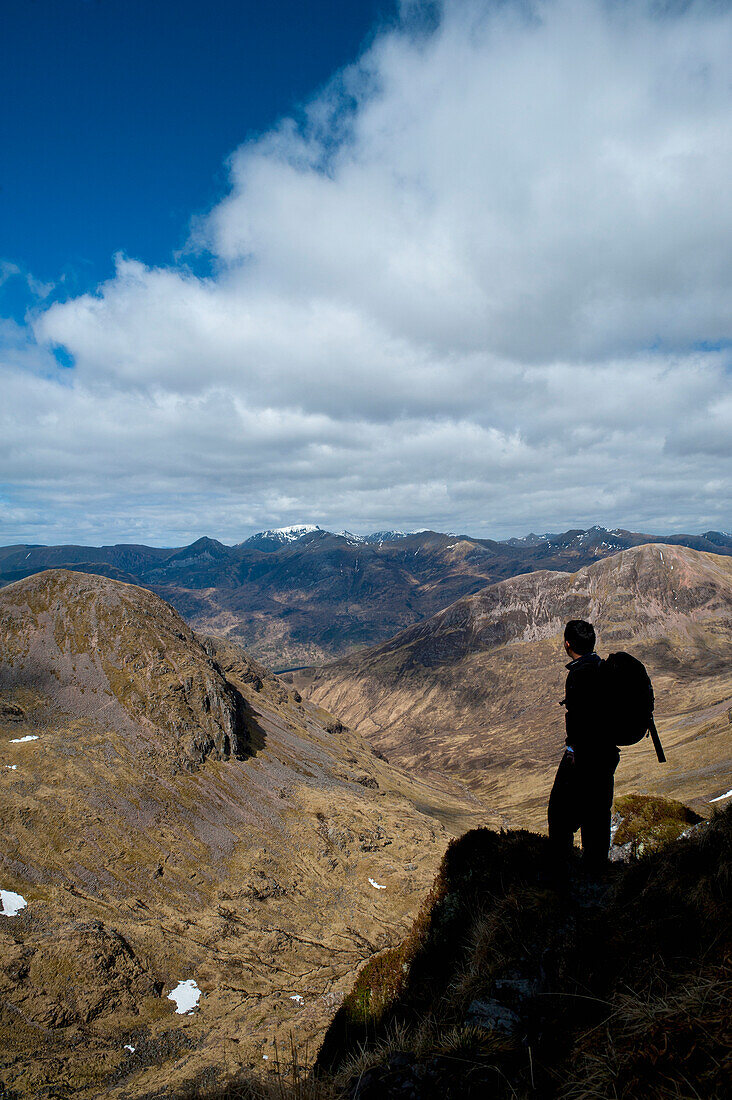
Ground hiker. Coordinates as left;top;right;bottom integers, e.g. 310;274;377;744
547;619;620;877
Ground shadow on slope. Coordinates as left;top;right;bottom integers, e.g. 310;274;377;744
320;803;731;1099
186;798;730;1100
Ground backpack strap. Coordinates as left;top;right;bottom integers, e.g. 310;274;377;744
648;718;667;764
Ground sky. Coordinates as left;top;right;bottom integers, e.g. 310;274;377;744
1;0;731;547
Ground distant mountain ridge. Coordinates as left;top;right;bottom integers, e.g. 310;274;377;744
1;525;730;666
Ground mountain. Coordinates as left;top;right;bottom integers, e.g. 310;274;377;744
1;527;731;667
0;570;489;1099
292;544;732;827
362;530;410;543
241;524;325;552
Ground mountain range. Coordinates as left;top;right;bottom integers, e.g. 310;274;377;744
1;525;730;668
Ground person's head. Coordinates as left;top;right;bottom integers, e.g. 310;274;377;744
564;619;596;657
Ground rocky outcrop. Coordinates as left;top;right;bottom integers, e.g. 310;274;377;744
314;803;732;1100
0;569;249;765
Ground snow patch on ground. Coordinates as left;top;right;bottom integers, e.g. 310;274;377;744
369;878;386;890
290;994;304;1004
709;788;732;803
9;735;38;743
167;979;202;1014
1;890;27;916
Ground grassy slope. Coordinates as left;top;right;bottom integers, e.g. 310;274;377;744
321;800;731;1099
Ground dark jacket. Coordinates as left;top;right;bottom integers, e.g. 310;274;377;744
563;652;615;760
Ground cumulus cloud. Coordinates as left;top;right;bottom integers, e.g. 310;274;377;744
3;0;731;544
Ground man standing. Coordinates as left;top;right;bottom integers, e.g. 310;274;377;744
547;619;619;877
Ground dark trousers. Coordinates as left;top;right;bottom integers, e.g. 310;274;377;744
548;747;619;870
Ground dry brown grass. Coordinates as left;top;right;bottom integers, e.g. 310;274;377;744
0;570;494;1100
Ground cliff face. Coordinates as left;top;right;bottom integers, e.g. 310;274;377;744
295;545;732;825
0;570;490;1099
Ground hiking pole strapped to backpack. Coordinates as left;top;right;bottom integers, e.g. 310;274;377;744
647;717;667;764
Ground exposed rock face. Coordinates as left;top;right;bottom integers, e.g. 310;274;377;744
2;528;730;667
0;569;489;1099
610;792;703;861
295;545;732;825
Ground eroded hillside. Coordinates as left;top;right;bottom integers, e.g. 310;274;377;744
294;544;732;827
0;570;489;1099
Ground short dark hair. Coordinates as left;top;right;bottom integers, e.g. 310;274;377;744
564;619;596;655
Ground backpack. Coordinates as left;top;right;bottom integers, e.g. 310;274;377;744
599;651;666;763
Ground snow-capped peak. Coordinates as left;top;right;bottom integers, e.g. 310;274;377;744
247;525;323;544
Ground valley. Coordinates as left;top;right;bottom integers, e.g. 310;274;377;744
0;570;487;1099
1;540;731;1097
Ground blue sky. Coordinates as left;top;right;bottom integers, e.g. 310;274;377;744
1;0;731;546
0;0;394;316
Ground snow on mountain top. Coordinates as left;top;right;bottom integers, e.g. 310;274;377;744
241;524;656;549
247;525;323;543
363;530;408;543
245;526;420;546
502;532;550;547
270;525;321;537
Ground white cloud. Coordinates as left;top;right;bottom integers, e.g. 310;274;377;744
0;261;54;303
2;0;731;544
